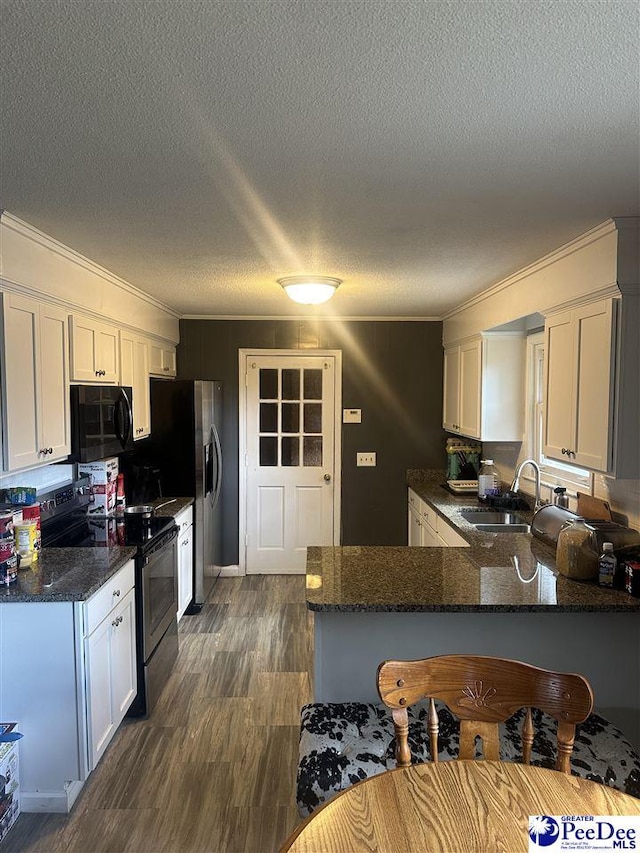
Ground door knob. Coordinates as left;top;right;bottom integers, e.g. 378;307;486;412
323;473;331;482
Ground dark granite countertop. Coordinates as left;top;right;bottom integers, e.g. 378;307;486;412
150;496;194;518
1;497;193;604
1;546;136;603
305;470;640;613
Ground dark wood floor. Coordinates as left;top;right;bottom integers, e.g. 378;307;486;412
7;575;312;853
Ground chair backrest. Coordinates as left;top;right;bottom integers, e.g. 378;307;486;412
377;655;594;772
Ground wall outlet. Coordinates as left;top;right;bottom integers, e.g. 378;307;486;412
357;452;376;467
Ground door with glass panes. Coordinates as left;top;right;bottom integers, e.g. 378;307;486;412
245;354;337;573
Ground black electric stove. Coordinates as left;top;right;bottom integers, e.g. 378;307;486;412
40;480;179;717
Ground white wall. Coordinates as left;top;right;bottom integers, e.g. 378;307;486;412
0;212;179;343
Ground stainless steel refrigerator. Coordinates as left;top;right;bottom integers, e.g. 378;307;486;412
147;378;223;611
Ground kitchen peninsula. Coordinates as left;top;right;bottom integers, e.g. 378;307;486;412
307;471;640;749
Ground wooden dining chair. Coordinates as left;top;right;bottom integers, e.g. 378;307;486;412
377;654;594;772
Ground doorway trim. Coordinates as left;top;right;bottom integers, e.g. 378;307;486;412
238;348;342;575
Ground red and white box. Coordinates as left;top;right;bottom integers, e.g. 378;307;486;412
79;458;119;515
0;723;21;844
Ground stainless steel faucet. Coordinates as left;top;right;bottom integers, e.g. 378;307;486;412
510;458;543;510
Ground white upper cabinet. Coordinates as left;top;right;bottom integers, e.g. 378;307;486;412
544;296;638;476
120;331;150;439
443;334;525;441
70;314;119;383
0;293;70;471
149;341;177;378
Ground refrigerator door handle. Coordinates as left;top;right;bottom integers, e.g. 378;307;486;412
204;440;214;498
211;424;223;509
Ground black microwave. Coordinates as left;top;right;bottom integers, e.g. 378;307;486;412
70;385;135;462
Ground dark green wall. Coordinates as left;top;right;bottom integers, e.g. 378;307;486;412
178;319;445;566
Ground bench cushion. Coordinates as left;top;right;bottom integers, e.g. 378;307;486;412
297;702;640;816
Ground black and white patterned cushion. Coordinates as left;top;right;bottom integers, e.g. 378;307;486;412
296;702;640;816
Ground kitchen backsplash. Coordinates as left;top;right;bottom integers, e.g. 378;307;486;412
485;443;640;530
0;464;75;494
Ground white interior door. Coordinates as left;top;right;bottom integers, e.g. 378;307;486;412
244;354;337;574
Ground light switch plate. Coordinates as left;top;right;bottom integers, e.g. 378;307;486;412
357;452;376;467
343;408;362;423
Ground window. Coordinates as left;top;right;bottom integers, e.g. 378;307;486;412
526;332;592;494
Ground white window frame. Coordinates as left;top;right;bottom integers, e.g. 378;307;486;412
525;332;592;496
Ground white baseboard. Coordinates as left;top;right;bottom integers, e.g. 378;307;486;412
21;779;84;813
218;564;243;577
204;564;243;577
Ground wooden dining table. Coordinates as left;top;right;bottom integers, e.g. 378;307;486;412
280;761;640;852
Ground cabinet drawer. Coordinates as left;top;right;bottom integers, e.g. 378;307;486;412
420;503;437;530
436;517;469;548
174;505;193;534
84;560;135;635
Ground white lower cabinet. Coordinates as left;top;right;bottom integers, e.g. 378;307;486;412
0;559;136;812
176;506;194;621
408;489;469;548
84;582;136;770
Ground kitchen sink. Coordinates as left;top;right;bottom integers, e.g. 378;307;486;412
460;509;530;534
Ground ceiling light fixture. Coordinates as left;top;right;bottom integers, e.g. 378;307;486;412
278;275;341;305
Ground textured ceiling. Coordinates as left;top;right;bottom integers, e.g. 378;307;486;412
1;0;638;318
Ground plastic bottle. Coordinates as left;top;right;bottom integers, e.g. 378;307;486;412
598;542;616;588
477;460;499;501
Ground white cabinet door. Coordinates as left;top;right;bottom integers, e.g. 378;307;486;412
120;332;150;439
39;303;71;461
458;339;481;439
408;504;423;546
70;315;119;383
443;341;480;437
1;294;40;469
1;294;70;471
544;309;575;462
572;300;614;471
110;588;137;721
149;342;177;378
84;586;136;771
177;523;194;620
544;299;614;472
442;347;460;433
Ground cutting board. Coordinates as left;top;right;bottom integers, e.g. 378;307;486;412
577;492;612;521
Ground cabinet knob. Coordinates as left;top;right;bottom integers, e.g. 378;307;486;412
561;448;567;455
113;589;121;597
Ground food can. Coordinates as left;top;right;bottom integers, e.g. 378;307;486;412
0;554;19;585
0;510;14;539
0;540;15;563
21;504;41;548
14;522;39;562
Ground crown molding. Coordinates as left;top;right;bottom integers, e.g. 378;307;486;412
1;211;181;319
181;314;442;322
442;219;618;321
